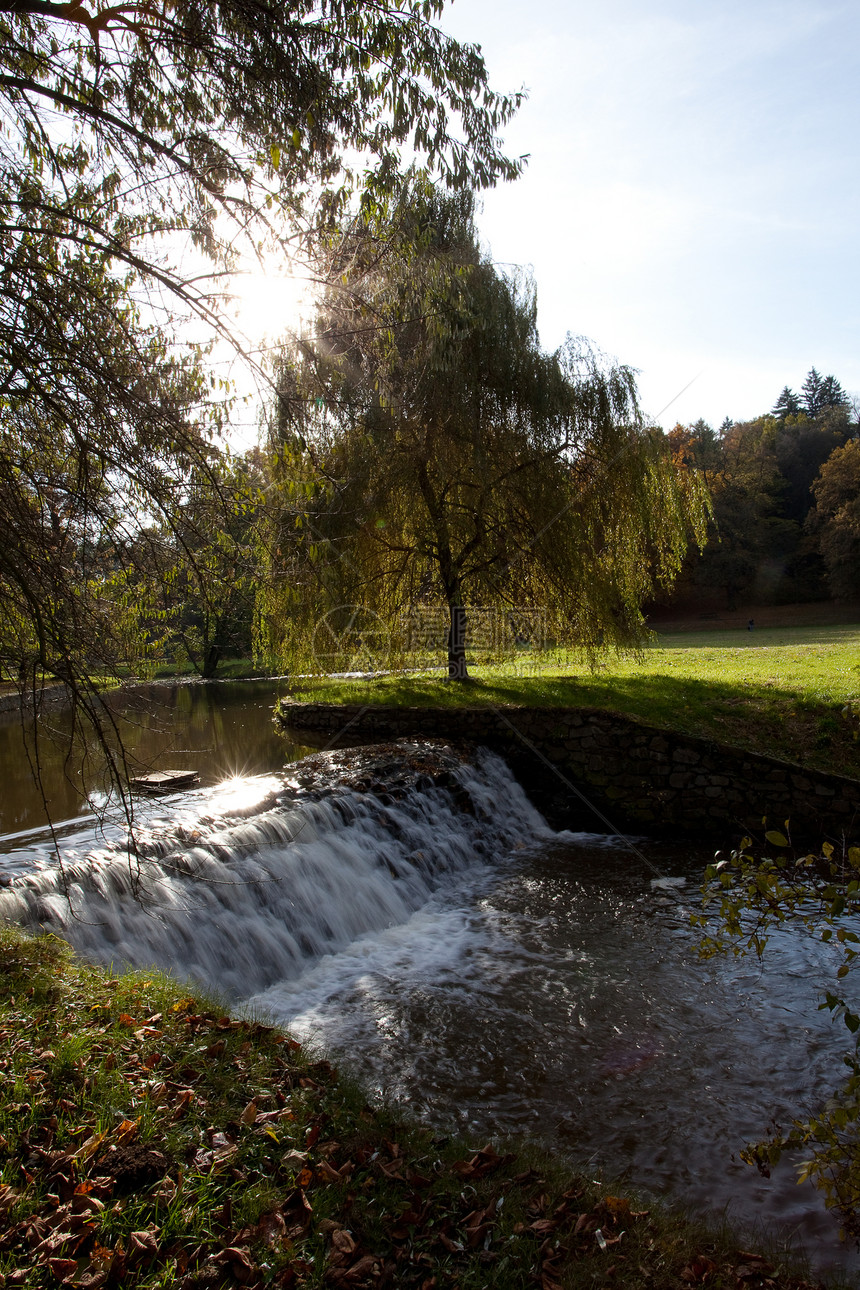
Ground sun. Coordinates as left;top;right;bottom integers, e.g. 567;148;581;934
201;245;322;448
227;258;317;353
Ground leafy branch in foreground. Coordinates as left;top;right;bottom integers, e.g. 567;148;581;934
695;833;860;1238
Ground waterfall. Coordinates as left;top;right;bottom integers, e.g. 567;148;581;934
0;747;548;998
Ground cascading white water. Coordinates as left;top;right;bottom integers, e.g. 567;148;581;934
0;748;548;997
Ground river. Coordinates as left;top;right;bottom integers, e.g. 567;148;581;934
0;680;856;1280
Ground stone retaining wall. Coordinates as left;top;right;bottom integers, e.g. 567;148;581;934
276;699;860;842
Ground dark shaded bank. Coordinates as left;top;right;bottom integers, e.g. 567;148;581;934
276;700;860;843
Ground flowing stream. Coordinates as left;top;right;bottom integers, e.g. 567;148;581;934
0;683;857;1279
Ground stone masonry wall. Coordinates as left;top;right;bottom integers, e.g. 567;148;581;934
276;700;860;842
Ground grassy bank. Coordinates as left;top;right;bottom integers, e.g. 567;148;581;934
290;624;860;780
0;927;836;1290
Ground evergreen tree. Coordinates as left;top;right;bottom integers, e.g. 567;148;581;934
820;374;848;410
802;368;825;417
771;387;801;420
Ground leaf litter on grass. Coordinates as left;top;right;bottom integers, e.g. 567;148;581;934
0;928;837;1290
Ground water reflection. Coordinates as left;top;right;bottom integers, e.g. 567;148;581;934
0;681;312;853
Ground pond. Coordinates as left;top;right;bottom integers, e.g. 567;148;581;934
0;680;312;871
0;682;856;1279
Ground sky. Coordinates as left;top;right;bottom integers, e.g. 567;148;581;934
431;0;860;428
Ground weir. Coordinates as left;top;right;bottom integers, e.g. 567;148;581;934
0;746;547;997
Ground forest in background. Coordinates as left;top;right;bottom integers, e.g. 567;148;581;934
657;368;860;613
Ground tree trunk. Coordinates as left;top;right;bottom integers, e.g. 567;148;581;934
202;643;221;679
447;603;468;680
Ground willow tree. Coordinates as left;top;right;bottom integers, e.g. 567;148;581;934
262;190;710;679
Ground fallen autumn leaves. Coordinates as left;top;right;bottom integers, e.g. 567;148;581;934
0;928;831;1289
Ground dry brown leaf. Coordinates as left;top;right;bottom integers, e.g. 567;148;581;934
72;1131;107;1163
47;1257;78;1282
171;1089;194;1120
219;1246;256;1283
344;1254;377;1279
735;1264;771;1281
530;1219;558;1236
316;1159;343;1182
113;1119;138;1147
128;1229;158;1257
0;1183;19;1213
71;1195;104;1215
33;1230;74;1259
681;1255;718;1283
331;1230;357;1255
133;1026;162;1041
257;1210;287;1246
151;1177;178;1202
76;1271;108;1289
240;1098;258;1126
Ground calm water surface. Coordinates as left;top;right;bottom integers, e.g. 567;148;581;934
0;680;312;868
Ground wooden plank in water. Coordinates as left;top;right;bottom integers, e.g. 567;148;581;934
130;770;200;794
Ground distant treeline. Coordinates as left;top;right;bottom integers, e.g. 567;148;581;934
659;368;860;609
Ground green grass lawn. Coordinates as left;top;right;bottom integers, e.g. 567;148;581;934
290;623;860;779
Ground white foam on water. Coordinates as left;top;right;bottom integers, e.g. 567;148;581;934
0;750;548;998
245;880;502;1047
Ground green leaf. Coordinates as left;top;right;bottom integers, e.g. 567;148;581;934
765;830;788;848
270;143;281;170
